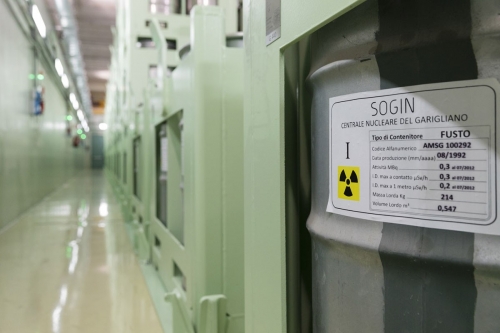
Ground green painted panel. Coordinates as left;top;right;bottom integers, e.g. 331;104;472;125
243;0;364;332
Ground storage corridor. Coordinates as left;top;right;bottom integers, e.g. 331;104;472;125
0;171;162;333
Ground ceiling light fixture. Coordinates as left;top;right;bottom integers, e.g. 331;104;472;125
31;5;46;38
61;74;69;88
55;58;64;76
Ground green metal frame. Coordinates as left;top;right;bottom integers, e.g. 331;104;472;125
124;1;191;235
145;6;244;332
105;0;191;260
106;2;244;332
243;0;364;332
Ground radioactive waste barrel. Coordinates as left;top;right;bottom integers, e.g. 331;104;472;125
307;0;500;332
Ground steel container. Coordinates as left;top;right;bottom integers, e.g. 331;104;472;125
307;0;500;332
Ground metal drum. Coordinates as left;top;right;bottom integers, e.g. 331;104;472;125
149;0;181;15
307;0;500;332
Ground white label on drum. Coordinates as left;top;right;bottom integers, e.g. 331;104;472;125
327;79;500;235
266;0;281;45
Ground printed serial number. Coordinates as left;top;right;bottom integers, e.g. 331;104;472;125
454;165;475;170
423;142;472;149
440;164;476;171
447;142;472;149
441;194;454;201
439;174;475;181
438;205;457;212
437;152;466;159
439;183;476;190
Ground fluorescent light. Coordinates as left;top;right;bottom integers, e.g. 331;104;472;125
98;123;108;130
69;93;79;109
77;109;84;120
92;70;110;80
55;59;64;76
81;118;89;133
61;74;69;88
99;203;108;217
32;5;46;38
60;17;69;27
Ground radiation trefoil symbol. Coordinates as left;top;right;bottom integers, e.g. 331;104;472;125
338;166;360;201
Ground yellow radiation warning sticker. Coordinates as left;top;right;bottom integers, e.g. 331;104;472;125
338;166;360;201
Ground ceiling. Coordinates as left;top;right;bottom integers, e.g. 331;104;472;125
45;0;116;108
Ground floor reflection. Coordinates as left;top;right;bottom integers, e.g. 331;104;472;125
0;170;162;333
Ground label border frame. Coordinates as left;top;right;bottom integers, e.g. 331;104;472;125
329;84;498;227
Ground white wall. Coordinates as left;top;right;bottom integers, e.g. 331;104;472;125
0;0;87;228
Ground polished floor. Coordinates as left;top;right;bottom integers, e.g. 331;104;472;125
0;171;163;333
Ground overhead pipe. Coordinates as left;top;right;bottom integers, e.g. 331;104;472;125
53;0;93;117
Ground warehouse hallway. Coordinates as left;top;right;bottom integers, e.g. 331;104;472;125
0;171;162;333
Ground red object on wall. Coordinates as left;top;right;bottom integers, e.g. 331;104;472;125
72;135;80;147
